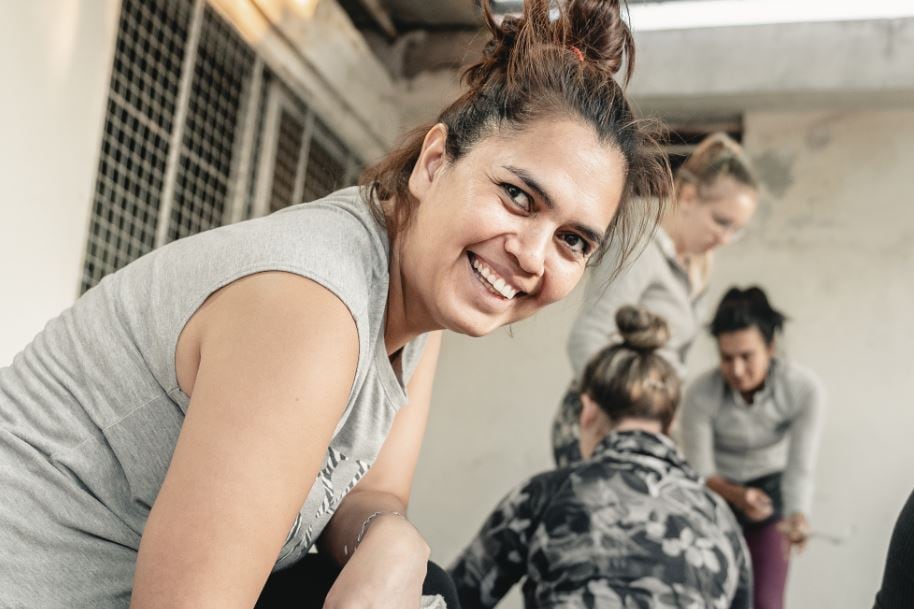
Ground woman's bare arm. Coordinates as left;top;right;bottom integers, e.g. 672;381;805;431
318;332;442;609
131;272;359;609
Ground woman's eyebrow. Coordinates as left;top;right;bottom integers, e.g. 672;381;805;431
503;165;606;243
504;165;555;209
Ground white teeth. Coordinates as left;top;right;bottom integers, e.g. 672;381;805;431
471;256;519;299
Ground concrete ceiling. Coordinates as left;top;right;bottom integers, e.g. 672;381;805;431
338;0;696;34
337;0;719;79
337;0;481;34
381;0;481;28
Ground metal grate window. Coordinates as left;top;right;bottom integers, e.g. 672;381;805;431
269;110;306;213
82;0;364;293
82;0;192;293
167;5;255;241
301;119;349;203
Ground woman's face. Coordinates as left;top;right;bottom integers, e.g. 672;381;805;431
677;177;758;255
400;118;625;337
717;326;774;396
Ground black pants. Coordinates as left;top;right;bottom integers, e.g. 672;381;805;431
255;552;460;609
874;489;914;609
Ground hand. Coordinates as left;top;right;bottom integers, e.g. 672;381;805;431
323;515;430;609
778;513;810;556
739;487;774;522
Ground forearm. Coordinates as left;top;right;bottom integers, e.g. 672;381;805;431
781;472;814;517
706;475;747;507
318;489;429;566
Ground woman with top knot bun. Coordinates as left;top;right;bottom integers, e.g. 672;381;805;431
552;131;761;467
0;1;674;608
680;286;826;609
450;306;752;609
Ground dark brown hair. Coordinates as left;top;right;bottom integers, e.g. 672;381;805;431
676;132;758;196
360;0;672;269
710;285;787;345
580;305;680;432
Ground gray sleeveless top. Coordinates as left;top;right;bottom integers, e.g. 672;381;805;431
0;187;427;607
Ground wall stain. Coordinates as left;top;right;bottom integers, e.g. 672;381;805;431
806;124;832;151
752;150;795;199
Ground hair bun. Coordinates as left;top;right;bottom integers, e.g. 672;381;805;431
469;0;635;92
615;305;670;352
565;0;635;82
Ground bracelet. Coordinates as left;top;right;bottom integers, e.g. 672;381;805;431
343;511;407;557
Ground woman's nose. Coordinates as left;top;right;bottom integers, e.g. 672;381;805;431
505;225;549;277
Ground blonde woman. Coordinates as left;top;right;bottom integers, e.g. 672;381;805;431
552;133;760;466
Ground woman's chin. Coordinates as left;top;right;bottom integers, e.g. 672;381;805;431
444;311;508;338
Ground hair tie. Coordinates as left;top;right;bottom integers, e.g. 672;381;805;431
570;46;585;63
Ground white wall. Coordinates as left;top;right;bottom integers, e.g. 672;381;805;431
698;109;914;608
0;1;119;365
410;109;914;609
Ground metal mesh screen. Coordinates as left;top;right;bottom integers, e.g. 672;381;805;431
269;110;305;213
301;120;349;202
83;0;364;292
167;6;255;241
81;0;192;292
243;70;273;219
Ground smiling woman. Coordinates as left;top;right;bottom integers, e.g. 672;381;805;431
0;2;670;609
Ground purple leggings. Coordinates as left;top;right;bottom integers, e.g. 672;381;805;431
743;520;791;609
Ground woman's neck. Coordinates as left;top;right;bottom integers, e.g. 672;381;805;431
659;213;690;261
611;418;663;435
384;239;435;356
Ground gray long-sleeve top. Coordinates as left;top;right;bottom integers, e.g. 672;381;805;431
679;359;826;516
567;227;705;381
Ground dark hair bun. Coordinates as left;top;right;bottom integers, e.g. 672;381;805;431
565;0;635;81
470;0;635;92
616;305;670;352
710;285;787;343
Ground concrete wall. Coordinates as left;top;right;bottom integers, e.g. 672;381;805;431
410;109;914;609
0;1;120;365
630;17;914;116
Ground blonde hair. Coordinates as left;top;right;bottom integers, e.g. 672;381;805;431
675;132;758;293
580;306;681;432
676;132;758;193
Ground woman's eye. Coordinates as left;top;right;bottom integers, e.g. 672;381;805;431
560;233;591;257
711;213;733;230
502;183;532;212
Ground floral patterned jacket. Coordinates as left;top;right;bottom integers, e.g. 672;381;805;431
449;431;751;609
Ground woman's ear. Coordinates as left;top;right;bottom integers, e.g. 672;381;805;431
676;182;700;212
579;393;603;431
408;123;449;200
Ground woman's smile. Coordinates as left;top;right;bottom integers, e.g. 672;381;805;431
467;252;524;301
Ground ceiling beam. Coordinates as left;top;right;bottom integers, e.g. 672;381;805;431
358;0;398;39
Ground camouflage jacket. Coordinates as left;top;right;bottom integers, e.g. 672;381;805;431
449;431;751;609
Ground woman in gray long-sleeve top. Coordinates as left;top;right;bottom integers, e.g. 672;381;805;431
680;286;826;609
552;133;760;466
